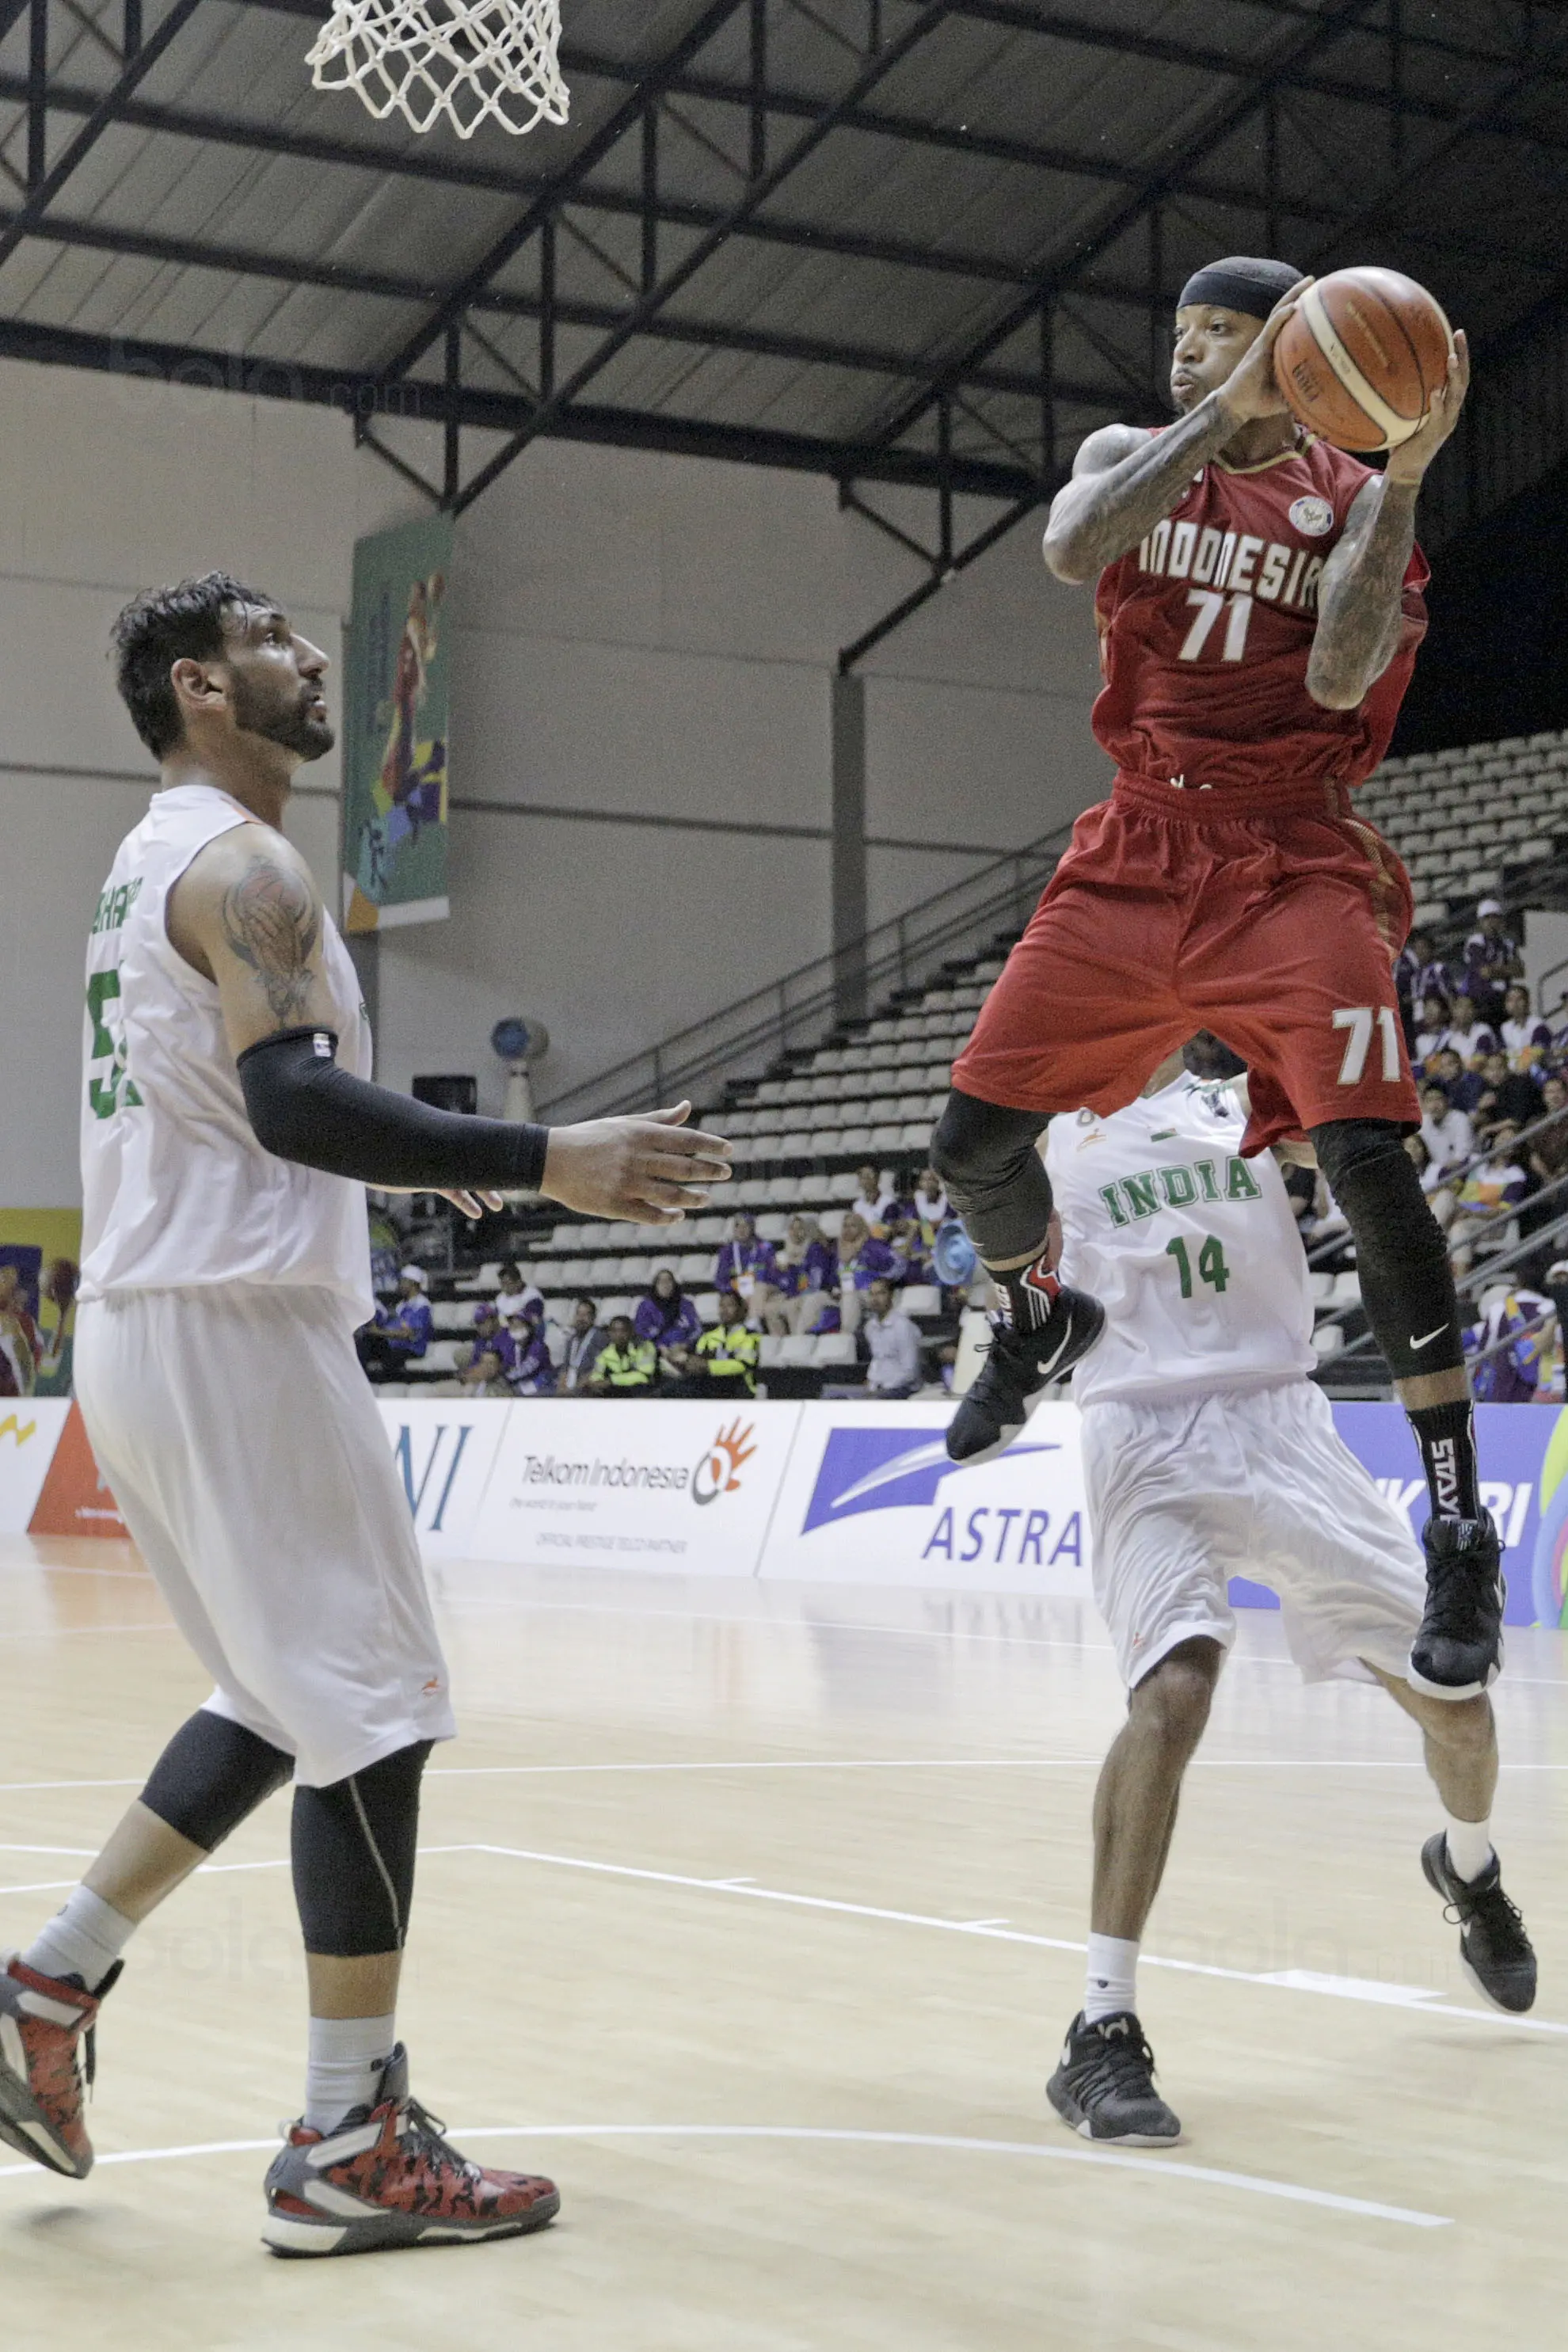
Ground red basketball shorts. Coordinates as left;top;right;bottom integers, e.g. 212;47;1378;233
952;769;1419;1155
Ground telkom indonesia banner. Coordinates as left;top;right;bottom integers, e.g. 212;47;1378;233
12;1397;1568;1629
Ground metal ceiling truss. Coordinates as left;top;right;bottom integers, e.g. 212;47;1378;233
1;0;1565;653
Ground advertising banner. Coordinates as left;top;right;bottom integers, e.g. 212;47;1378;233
27;1401;127;1538
466;1400;801;1576
757;1400;1091;1591
378;1398;512;1556
341;512;453;934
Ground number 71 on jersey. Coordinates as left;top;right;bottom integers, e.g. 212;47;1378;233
1333;1006;1402;1087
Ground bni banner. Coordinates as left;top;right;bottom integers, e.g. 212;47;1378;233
341;512;453;934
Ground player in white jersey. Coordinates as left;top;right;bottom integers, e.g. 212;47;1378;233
1039;1039;1535;2147
0;573;732;2254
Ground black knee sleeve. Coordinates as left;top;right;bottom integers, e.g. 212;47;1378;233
140;1708;293;1852
1310;1118;1464;1381
931;1087;1055;1264
291;1740;433;1958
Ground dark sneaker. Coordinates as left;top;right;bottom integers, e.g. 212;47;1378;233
1421;1833;1536;2014
1047;2011;1180;2146
0;1951;121;2179
1408;1515;1505;1699
263;2045;559;2258
947;1290;1106;1463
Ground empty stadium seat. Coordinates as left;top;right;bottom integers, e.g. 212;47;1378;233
778;1334;817;1364
901;1285;941;1316
813;1333;858;1367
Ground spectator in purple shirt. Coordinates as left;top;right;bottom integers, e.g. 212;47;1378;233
1395;930;1451;1037
764;1213;836;1336
356;1264;434;1376
502;1303;557;1395
713;1212;778;1327
832;1211;904;1337
1427;1045;1486;1113
1411;991;1451;1072
1463;898;1524;1025
1463;1286;1551;1405
635;1268;702;1375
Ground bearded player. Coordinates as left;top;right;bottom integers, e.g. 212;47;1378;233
0;574;731;2252
930;254;1496;1700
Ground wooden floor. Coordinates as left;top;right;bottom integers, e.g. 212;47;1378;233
4;1533;1568;2351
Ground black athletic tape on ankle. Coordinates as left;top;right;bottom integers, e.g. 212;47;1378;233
238;1026;548;1193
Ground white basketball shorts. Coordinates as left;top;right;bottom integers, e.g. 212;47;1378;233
1080;1379;1426;1690
75;1284;456;1787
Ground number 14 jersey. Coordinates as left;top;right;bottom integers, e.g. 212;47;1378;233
1091;432;1429;793
1048;1075;1315;1407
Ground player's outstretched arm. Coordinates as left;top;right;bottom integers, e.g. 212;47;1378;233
1043;280;1308;584
168;829;732;1224
1307;329;1469;710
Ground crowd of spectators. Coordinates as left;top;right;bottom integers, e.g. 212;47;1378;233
360;1161;957;1402
1383;899;1568;1401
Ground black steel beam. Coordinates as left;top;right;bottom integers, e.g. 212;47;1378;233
0;313;1040;496
444;0;958;512
234;0;1568;137
0;0;206;275
0;71;1526;295
382;0;754;386
865;0;1381;456
838;485;1052;672
0;201;1121;405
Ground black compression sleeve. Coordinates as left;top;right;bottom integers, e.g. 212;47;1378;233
238;1026;550;1193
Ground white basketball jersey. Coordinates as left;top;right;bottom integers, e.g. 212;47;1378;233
1048;1075;1315;1407
78;782;374;1322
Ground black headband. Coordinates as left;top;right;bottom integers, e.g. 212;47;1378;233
1177;257;1303;320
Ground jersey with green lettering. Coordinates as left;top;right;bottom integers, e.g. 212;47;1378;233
1045;1074;1314;1405
79;781;374;1319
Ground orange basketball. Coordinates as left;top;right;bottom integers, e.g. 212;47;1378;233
1273;266;1453;453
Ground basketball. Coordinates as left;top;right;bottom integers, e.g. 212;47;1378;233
1273;266;1454;452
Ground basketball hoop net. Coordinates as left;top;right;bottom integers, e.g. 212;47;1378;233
306;0;569;139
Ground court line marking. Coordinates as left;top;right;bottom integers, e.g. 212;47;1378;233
439;1594;1568;1687
0;2122;1450;2227
464;1843;1568;2038
5;1840;1562;2038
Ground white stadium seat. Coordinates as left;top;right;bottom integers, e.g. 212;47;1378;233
901;1285;941;1316
813;1333;858;1367
778;1334;817;1364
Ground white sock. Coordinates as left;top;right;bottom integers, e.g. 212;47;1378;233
1083;1932;1140;2024
24;1886;136;1992
1444;1814;1495;1885
304;2014;398;2135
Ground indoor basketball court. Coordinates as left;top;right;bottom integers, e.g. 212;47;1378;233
5;3;1568;2347
5;1533;1568;2347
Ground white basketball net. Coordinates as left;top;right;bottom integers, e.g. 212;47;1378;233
306;0;569;140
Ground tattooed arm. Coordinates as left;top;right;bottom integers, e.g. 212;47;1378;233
167;824;341;1056
1044;280;1309;584
1044;409;1238;585
1307;329;1469;710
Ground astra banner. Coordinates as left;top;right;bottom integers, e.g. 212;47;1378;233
9;1399;1564;1628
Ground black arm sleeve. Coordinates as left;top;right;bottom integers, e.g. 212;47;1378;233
238;1026;550;1193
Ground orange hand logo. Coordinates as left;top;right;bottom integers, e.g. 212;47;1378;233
692;1418;758;1505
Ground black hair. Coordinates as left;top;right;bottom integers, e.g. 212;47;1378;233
573;1293;598;1314
499;1260;521;1280
112;572;269;758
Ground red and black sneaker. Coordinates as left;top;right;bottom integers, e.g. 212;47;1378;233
0;1950;121;2179
262;2046;560;2258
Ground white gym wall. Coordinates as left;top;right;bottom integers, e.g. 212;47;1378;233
0;356;1107;1201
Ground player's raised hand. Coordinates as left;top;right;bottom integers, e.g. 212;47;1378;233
542;1102;733;1223
1217;277;1314;425
1386;327;1469;485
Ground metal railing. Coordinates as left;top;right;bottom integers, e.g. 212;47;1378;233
537;812;1081;1125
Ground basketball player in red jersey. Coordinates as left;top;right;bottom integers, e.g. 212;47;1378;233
930;254;1500;1700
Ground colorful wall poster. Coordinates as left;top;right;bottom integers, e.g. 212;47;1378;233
341;512;454;934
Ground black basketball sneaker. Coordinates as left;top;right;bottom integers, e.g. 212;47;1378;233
946;1287;1106;1464
1421;1834;1536;2014
1408;1514;1505;1699
1047;2011;1181;2146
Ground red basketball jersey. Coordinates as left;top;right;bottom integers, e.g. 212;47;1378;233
1091;433;1429;793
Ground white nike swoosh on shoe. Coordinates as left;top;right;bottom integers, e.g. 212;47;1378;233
1410;1325;1450;1349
